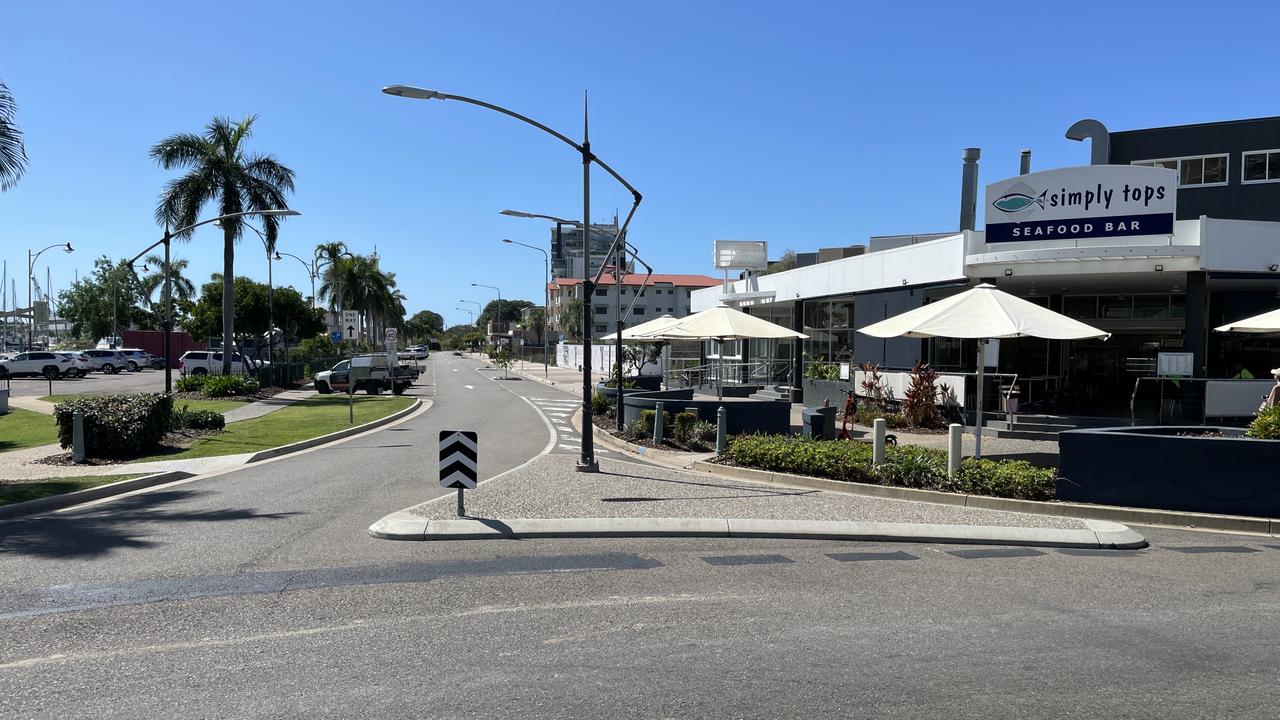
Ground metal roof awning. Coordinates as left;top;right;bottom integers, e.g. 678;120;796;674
967;244;1199;266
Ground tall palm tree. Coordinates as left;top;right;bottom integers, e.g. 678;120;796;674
559;298;584;341
139;255;196;325
151;115;294;374
315;241;351;312
0;80;27;191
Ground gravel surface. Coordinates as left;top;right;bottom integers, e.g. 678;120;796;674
408;453;1086;529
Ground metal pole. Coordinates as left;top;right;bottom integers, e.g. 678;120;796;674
578;96;597;472
163;228;173;394
268;247;275;371
456;487;465;517
26;249;31;350
975;339;985;459
543;252;549;378
615;240;624;431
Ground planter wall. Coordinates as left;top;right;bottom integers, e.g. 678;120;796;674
621;389;791;436
803;378;853;410
1058;426;1280;518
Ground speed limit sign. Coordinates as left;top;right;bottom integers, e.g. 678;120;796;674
385;327;398;343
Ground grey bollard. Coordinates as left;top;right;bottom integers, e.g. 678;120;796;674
653;401;665;443
716;405;727;455
948;423;962;479
872;418;886;466
72;409;86;463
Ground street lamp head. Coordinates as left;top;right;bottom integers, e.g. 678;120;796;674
501;238;513;244
382;85;443;100
64;243;74;253
499;209;536;219
273;252;283;261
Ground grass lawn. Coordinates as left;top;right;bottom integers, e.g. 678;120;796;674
0;408;60;453
0;474;143;507
42;394;248;415
135;395;415;462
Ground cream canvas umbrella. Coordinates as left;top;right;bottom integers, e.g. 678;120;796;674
597;314;685;342
662;304;808;400
1215;307;1280;333
858;283;1109;457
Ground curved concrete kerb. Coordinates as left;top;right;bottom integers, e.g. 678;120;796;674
368;512;1146;549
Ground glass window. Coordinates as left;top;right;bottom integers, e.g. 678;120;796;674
1134;295;1170;319
595;288;607;296
1202;155;1226;184
1244;152;1268;181
1179;157;1203;185
1155;160;1177;171
1063;296;1097;320
594;305;608;315
632;307;644;315
1100;296;1133;319
1271;152;1280;180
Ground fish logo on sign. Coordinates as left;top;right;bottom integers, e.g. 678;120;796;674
439;431;478;489
992;189;1047;214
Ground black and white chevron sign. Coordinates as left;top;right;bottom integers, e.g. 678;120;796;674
438;430;478;489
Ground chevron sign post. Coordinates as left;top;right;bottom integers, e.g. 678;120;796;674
439;430;478;516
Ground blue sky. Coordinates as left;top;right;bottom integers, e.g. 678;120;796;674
2;1;1276;328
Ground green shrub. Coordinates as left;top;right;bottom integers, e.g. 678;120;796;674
1247;406;1280;440
625;418;649;440
691;420;718;447
636;409;673;438
170;404;226;431
175;374;208;392
54;393;174;459
957;459;1056;501
673;411;699;442
875;444;948;488
853;405;908;429
201;374;260;398
591;390;612;417
724;434;1057;501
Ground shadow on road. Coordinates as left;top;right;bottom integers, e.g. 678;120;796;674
0;489;299;560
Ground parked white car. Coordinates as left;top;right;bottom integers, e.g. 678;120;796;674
0;351;74;380
83;349;126;374
57;352;91;378
178;350;262;375
116;348;153;372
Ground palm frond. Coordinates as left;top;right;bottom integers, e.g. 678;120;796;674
0;80;28;191
149;133;212;169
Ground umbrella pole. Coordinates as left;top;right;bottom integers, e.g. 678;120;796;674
718;338;724;402
975;339;985;459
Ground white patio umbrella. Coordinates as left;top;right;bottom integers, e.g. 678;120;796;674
858;283;1109;457
1215;307;1280;333
662;304;808;400
597;314;685;342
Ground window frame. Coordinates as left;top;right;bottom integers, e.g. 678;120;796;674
1240;148;1280;185
1131;153;1229;188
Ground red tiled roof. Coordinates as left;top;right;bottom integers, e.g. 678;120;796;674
550;273;720;289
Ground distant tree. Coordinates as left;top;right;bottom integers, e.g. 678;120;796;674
57;257;147;342
184;275;323;352
476;299;535;330
152;115;295;374
0;80;27;191
759;249;798;276
404;310;444;342
139;254;196;329
558;298;584;341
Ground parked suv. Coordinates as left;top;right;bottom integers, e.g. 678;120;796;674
116;348;152;372
57;352;91;378
84;349;126;374
178;350;260;375
0;351;73;380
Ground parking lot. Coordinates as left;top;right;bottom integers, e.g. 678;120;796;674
3;366;169;398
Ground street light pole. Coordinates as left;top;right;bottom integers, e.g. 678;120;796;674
27;243;73;349
383;84;643;473
275;250;319;309
130;209;299;393
470;282;503;351
500;238;549;378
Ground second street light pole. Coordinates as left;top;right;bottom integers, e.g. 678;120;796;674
501;238;549;377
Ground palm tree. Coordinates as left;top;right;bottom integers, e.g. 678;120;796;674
139;255;195;328
0;80;27;191
559;298;584;341
315;242;351;311
151;115;294;374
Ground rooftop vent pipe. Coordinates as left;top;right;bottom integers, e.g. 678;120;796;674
1065;119;1110;165
959;147;980;232
1020;149;1031;175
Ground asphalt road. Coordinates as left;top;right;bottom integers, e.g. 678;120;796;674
1;354;1277;718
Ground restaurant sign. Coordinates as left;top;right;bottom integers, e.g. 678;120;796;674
985;165;1176;243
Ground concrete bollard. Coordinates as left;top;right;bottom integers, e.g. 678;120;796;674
716;405;727;455
948;423;962;479
653;401;665;443
72;409;86;463
872;418;886;466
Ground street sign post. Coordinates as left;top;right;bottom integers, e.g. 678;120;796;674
439;430;478;517
384;327;398;360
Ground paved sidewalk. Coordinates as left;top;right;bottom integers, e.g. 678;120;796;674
508;361;606;389
222;387;317;422
7;396;56;415
406;453;1085;530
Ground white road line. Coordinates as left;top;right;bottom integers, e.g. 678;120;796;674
463;385;474;390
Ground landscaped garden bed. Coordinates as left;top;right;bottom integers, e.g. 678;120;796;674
715;433;1056;501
